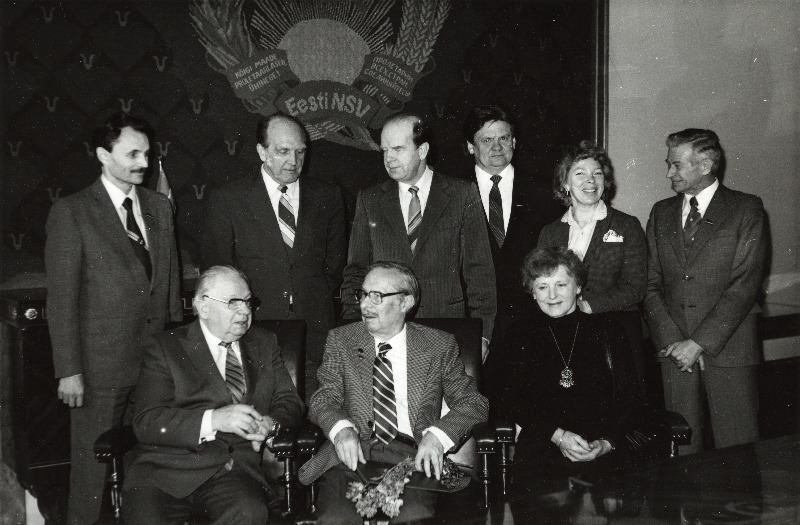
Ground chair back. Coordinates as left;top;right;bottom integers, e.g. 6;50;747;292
252;319;307;399
408;318;483;389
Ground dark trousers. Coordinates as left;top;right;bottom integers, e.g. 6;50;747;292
67;384;133;525
123;468;271;525
315;439;437;524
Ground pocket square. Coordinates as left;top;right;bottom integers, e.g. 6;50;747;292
603;229;624;242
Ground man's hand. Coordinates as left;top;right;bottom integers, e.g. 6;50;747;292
481;338;490;364
211;404;267;441
333;427;365;471
663;339;704;372
58;374;84;407
414;432;445;480
249;414;275;451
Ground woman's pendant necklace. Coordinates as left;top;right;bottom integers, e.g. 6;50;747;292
548;321;580;388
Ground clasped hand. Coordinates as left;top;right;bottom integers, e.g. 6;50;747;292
661;339;705;373
556;430;612;462
212;404;273;451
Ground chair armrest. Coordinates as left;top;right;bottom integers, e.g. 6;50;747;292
94;425;136;462
664;410;691;446
296;423;325;455
493;418;516;444
473;422;496;454
270;425;299;458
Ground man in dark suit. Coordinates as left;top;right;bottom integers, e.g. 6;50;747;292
299;262;488;524
463;104;562;348
644;128;766;454
341;113;497;360
44;112;182;525
123;266;304;523
202;113;346;396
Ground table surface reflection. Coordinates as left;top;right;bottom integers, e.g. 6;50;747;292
421;434;800;524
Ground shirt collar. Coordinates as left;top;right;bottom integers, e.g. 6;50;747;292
684;178;719;215
199;318;239;355
372;324;407;355
100;173;137;209
474;163;514;185
562;199;608;226
398;166;433;194
261;166;299;194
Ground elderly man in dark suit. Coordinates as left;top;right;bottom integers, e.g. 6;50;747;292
44;112;182;525
463;104;561;349
123;265;304;524
300;262;488;524
341;113;497;360
202;113;346;397
644;128;767;454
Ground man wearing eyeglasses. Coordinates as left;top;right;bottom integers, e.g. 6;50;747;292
123;265;304;524
299;262;488;524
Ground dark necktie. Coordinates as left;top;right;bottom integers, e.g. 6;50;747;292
488;175;505;248
372;342;398;444
407;186;421;253
278;185;296;249
122;197;152;280
683;196;701;248
220;341;246;404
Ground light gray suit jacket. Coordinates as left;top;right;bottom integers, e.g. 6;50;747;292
298;321;488;485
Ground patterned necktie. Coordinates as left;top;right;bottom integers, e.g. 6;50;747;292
220;341;246;404
372;342;398;444
683;196;701;248
122;197;152;280
488;175;505;248
278;185;296;249
407;186;421;253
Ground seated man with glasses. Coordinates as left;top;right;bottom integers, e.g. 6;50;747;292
298;261;488;524
122;265;304;524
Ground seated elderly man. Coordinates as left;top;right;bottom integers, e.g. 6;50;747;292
299;261;488;524
122;265;304;524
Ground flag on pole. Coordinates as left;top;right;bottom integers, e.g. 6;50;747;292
157;156;176;214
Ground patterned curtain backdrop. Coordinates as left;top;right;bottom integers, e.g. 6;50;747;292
1;0;599;285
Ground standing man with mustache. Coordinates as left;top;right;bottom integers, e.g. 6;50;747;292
341;113;496;360
45;112;183;524
202;113;346;398
644;128;767;454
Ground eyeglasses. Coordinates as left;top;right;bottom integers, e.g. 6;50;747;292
354;289;405;305
203;295;261;311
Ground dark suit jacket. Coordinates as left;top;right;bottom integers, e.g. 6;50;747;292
201;174;346;360
643;184;767;366
45;178;182;388
340;172;497;340
298;321;488;485
479;175;562;337
538;206;647;313
124;320;304;499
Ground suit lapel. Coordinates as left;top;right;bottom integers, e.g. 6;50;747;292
238;332;259;404
137;189;159;287
583;208;613;262
354;325;377;413
292;179;318;262
413;172;450;257
244;173;291;267
405;324;432;433
685;186;728;265
379;181;413;258
182;321;231;402
664;195;686;265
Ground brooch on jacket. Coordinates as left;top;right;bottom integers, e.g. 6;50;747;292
603;229;624;242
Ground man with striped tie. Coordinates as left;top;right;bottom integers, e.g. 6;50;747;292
202;113;346;399
301;262;488;524
44;112;183;524
341;113;497;362
122;266;304;524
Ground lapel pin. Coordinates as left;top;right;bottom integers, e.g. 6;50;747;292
357;348;365;359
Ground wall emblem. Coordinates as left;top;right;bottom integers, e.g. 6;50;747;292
191;0;450;150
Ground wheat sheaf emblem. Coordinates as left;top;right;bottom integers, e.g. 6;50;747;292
190;0;450;151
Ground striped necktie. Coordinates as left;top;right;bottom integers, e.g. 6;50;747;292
683;196;701;248
372;342;398;444
488;175;505;248
220;341;246;404
407;186;421;253
278;185;296;249
122;197;152;280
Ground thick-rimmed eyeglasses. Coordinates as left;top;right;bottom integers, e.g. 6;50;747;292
203;295;261;311
354;289;405;305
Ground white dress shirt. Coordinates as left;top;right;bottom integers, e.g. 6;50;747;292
562;200;608;261
329;324;455;451
100;174;149;248
475;163;514;232
398;166;433;226
262;166;301;223
198;319;245;443
682;178;719;227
